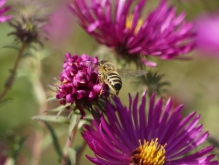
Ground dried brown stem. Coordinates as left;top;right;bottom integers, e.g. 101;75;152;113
0;43;26;101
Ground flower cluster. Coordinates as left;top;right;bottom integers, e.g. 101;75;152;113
56;53;104;107
0;0;11;22
83;92;218;165
69;0;195;66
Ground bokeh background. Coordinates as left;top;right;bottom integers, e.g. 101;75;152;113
0;0;219;164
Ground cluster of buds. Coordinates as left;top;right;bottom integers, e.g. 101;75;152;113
56;53;106;107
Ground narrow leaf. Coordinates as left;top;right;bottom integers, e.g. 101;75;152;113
47;96;57;102
32;115;69;123
3;44;19;51
0;98;13;107
68;114;80;140
12;136;27;163
65;148;76;165
43;121;63;158
45;105;69;113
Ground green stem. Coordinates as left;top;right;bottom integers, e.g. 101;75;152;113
0;43;26;101
61;124;78;165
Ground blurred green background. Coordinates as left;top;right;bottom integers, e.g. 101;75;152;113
0;0;219;164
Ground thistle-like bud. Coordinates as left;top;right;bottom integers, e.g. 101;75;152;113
132;71;170;96
8;1;48;46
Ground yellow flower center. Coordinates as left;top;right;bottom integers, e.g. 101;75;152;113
126;14;143;34
130;138;166;165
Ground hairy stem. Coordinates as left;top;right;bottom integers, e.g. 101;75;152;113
0;43;26;101
61;125;78;165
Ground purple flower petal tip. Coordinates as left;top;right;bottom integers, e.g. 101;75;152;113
83;91;218;165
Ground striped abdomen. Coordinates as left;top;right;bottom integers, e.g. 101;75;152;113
106;72;122;91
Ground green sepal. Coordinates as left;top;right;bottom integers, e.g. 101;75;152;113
32;115;69;123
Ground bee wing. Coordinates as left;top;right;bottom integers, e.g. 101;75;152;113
117;69;147;78
79;61;99;70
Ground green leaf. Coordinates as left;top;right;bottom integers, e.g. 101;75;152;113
32;115;69;123
12;136;27;164
22;52;35;58
3;44;20;51
68;114;80;140
0;98;13;107
47;96;57;102
43;121;63;158
77;114;93;130
65;148;76;165
42;126;66;149
45;105;69;113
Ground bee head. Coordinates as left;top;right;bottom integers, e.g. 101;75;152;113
99;60;109;66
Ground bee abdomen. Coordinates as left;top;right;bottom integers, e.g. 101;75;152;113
106;73;122;91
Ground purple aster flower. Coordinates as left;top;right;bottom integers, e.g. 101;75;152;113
56;53;107;116
0;0;11;22
69;0;195;67
195;14;219;56
43;2;75;48
83;92;218;165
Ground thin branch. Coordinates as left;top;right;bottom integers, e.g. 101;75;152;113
61;124;78;165
76;140;87;165
0;43;26;101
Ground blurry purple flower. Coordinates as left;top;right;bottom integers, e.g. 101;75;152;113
195;14;219;56
83;92;218;165
69;0;195;67
0;0;11;22
56;53;106;116
43;3;75;47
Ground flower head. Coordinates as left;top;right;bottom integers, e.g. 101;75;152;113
69;0;195;67
56;53;106;115
0;0;11;22
43;2;75;47
195;14;219;56
83;92;218;164
8;1;48;45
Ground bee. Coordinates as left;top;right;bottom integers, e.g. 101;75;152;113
97;60;146;96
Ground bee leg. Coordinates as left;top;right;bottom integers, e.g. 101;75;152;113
115;91;119;97
98;73;105;97
99;84;104;97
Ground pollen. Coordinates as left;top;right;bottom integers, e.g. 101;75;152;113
126;14;143;34
130;138;166;165
62;79;68;84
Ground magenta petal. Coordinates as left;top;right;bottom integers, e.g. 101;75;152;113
82;91;218;165
140;58;157;67
56;53;106;114
76;90;87;99
68;0;195;67
66;94;74;103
